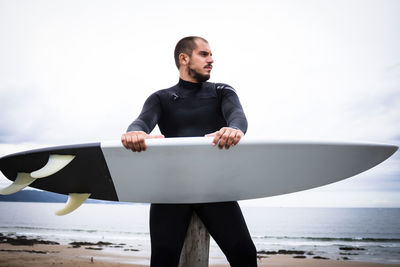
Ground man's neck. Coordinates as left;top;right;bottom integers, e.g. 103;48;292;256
179;68;200;83
179;75;199;83
180;77;200;84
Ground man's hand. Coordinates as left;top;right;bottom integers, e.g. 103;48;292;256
205;127;244;149
121;131;164;152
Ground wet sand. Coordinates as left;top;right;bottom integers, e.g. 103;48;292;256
0;234;399;267
1;243;399;267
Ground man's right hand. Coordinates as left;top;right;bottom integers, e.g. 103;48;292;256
121;131;164;152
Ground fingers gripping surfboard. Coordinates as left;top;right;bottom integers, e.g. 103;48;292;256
0;138;398;215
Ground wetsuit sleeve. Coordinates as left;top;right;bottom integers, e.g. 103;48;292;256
217;84;248;134
126;92;161;134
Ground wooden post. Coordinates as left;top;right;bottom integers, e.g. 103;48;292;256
178;211;210;267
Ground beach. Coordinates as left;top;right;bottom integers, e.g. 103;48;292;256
1;203;400;266
1;241;399;267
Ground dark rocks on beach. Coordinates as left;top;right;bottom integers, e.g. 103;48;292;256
257;249;306;255
0;235;59;246
124;248;139;252
68;241;127;250
278;249;306;255
69;241;94;246
96;241;114;246
257;250;277;255
293;255;306;259
85;247;103;250
0;249;48;254
68;241;114;247
340;252;359;255
313;256;330;260
339;246;365;251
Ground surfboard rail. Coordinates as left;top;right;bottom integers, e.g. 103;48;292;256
0;137;398;214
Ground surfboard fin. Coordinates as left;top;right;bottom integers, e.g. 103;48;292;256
31;154;75;178
0;154;75;195
0;173;36;195
55;193;91;216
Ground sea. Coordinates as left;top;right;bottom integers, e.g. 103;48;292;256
1;202;400;265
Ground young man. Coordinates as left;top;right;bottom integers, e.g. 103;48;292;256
121;36;257;267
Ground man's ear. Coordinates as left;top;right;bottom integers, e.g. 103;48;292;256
179;53;189;66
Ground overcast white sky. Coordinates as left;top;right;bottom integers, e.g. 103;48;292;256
0;0;399;207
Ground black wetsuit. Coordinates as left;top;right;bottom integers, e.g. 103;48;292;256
127;79;257;267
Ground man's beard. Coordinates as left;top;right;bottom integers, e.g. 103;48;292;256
188;66;210;83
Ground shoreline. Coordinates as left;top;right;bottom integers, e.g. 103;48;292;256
1;243;399;267
1;235;399;267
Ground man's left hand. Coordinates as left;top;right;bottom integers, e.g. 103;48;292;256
205;127;244;149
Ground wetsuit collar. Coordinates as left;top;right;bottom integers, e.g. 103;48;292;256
178;78;202;90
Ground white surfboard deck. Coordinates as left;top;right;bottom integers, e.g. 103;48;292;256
100;137;398;203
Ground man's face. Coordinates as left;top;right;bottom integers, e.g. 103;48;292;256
187;39;214;82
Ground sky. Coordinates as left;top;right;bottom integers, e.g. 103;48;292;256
0;0;399;207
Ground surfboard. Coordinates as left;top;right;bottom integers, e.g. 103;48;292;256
0;137;397;215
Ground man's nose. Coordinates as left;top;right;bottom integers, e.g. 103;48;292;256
207;56;214;63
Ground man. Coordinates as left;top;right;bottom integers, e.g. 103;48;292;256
121;36;257;267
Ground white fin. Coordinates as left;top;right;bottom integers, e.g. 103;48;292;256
31;154;75;179
0;173;36;195
55;193;91;216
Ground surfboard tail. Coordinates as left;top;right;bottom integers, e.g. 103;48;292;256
0;142;119;204
0;154;76;195
0;153;92;215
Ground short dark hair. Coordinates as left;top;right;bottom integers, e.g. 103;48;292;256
174;36;208;69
